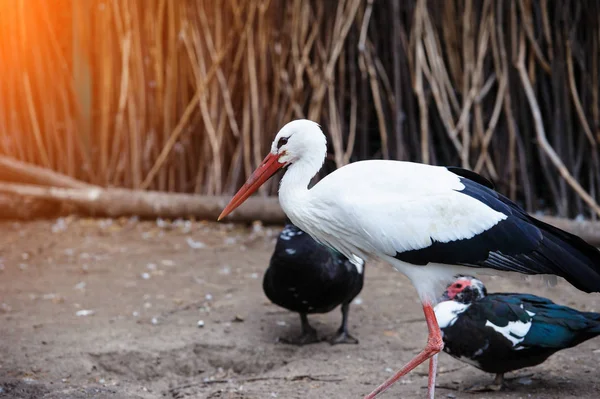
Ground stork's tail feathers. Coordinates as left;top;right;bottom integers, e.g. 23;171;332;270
530;216;600;293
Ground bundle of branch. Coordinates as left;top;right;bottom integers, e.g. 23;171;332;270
0;0;599;219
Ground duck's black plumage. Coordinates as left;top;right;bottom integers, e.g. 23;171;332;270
264;223;364;345
396;168;600;293
435;276;600;390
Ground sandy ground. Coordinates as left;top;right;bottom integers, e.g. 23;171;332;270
1;217;600;399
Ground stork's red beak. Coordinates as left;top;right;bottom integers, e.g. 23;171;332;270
218;153;284;221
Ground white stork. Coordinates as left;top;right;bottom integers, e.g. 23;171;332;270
218;119;600;398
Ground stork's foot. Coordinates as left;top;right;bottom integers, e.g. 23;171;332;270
328;329;359;345
279;330;321;345
363;303;443;399
464;374;505;392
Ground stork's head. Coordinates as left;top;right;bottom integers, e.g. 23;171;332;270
218;120;326;220
441;275;486;304
271;120;326;165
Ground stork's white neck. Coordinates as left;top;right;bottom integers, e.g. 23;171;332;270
278;150;325;229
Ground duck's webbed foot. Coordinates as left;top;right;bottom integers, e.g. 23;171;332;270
279;313;321;346
328;328;359;345
328;302;359;345
464;373;505;392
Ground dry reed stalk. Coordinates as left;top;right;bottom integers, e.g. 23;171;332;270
517;0;551;73
516;32;600;217
413;0;429;164
365;43;389;161
418;5;463;155
23;74;50;168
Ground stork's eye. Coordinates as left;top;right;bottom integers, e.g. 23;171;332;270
277;137;288;149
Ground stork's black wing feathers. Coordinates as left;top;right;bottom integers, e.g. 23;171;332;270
446;166;496;190
395;169;600;293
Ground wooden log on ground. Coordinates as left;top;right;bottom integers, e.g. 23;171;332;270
0;192;62;220
0;182;284;224
0;182;598;245
0;156;95;189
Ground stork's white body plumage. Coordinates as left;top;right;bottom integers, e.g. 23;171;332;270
280;159;506;303
219;119;600;399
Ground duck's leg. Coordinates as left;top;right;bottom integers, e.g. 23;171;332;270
465;373;505;392
364;303;443;399
280;313;320;345
491;373;505;390
329;302;359;345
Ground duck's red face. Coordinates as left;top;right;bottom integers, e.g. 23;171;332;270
445;278;472;300
442;276;487;303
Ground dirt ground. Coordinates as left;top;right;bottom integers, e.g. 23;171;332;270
1;217;600;399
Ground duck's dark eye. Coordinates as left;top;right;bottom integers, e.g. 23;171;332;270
277;137;288;149
455;283;462;289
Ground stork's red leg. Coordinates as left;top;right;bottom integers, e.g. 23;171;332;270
427;353;439;399
363;303;443;399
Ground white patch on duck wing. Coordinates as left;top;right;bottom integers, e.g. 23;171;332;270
484;318;533;347
285;248;296;255
434;301;470;328
521;303;536;317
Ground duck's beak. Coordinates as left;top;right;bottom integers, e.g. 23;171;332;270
218;153;284;220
